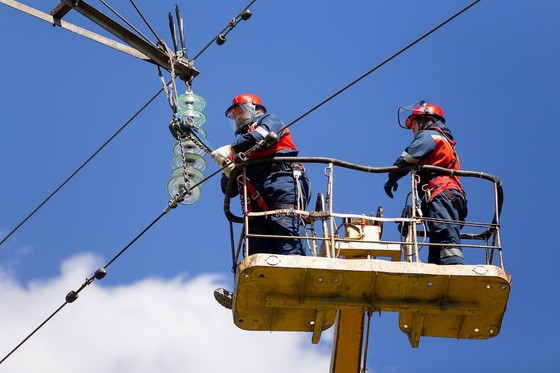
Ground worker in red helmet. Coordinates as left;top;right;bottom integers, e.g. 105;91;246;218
384;101;467;265
211;93;311;256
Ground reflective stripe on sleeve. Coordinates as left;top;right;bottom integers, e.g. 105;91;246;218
401;151;419;164
253;126;269;138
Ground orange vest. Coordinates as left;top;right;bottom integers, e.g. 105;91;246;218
420;127;464;200
231;124;298;212
245;124;297;159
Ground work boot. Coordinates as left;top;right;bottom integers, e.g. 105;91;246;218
213;288;233;310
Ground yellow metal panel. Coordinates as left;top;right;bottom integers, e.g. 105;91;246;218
233;254;338;334
399;267;511;347
233;254;511;347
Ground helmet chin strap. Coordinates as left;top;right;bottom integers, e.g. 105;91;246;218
235;124;249;135
419;118;436;131
235;121;257;135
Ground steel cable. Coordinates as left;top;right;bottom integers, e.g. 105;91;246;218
0;0;482;364
282;0;481;132
99;0;158;49
192;0;256;61
0;88;164;247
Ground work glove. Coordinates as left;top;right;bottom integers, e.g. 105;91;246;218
210;145;235;166
222;161;236;178
383;179;398;198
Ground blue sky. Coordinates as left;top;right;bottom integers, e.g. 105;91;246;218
1;1;559;372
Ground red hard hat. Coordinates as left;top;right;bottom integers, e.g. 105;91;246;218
225;93;267;117
405;102;445;128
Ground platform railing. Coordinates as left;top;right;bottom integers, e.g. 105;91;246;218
222;156;504;270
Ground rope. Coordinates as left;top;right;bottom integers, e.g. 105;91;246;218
160;41;180;110
158;67;176;111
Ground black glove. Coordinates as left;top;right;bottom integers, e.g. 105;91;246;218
383;179;398;198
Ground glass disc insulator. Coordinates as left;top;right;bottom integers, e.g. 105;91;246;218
176;107;206;127
166;176;201;205
173;139;205;156
172;153;207;172
177;91;206;111
170;166;205;187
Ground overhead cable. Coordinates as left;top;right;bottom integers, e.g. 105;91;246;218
0;88;164;247
192;0;256;61
0;0;482;364
0;208;168;365
282;0;482;131
0;167;220;364
129;0;164;45
0;303;66;365
99;0;158;49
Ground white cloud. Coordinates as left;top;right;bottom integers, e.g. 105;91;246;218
0;253;331;373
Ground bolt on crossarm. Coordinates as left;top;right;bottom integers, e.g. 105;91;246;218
58;0;198;82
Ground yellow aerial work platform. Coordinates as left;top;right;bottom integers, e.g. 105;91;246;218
223;157;510;371
233;254;511;348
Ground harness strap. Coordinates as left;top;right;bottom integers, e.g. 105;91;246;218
421;126;463;202
423;175;464;202
431;126;456;147
237;162;306;214
247;162;305;184
431;126;458;167
237;175;269;212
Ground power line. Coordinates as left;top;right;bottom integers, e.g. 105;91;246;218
128;0;164;45
0;303;66;365
0;0;482;365
192;0;256;61
99;0;158;49
0;87;164;247
0;165;225;365
0;208;169;365
283;0;482;131
0;0;249;246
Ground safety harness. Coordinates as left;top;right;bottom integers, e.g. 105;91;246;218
237;174;269;212
421;126;465;202
236;162;306;215
232;119;305;215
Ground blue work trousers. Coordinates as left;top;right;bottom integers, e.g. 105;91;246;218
424;189;467;265
248;214;306;256
246;168;310;256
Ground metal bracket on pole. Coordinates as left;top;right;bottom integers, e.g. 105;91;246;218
50;2;72;19
59;0;198;82
2;0;149;62
1;0;199;83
